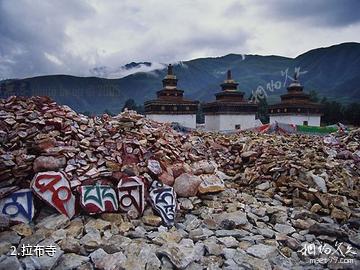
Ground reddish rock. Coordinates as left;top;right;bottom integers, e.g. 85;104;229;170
171;163;185;178
158;171;175;186
32;137;56;152
192;160;215;175
171;163;191;178
33;156;66;172
173;173;201;197
198;174;225;194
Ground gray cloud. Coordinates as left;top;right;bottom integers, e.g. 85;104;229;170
256;0;360;27
0;0;94;78
0;0;359;79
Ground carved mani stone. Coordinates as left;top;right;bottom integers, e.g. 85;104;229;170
79;184;118;214
31;171;76;218
149;181;177;227
0;188;34;223
117;176;145;218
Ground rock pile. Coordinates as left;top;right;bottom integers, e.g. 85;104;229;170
0;96;359;269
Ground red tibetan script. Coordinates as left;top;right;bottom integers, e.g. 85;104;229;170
34;174;72;216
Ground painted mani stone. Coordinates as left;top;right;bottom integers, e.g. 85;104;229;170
31;171;76;218
149;181;177;227
117;176;145;217
79;184;118;214
0;189;34;223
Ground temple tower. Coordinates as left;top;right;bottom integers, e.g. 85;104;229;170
144;64;199;128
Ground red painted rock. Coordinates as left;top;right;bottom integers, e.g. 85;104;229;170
31;171;76;218
173;173;202;197
79;184;118;214
117;176;145;217
33;156;66;172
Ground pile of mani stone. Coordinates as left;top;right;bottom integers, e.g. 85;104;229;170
0;96;359;270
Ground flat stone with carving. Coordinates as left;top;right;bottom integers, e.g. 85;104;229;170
117;176;145;217
0;188;34;223
79;184;118;214
31;171;76;218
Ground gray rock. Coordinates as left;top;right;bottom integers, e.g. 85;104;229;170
84;219;111;233
157;239;204;269
215;229;249;238
348;233;360;248
185;261;204;270
0;242;11;256
256;181;270;191
90;248;126;270
20;240;63;270
271;212;288;224
213;211;248;228
0;214;10;230
222;248;236;260
125;226;147;238
183;214;202;231
101;235;132;253
90;248;107;263
308;223;347;238
223;258;239;270
0;255;23;270
53;253;90;270
204;238;224;256
122;243;161;270
50;229;67;242
189;227;214;241
309;173;327;193
274;224;296;235
269;255;294;270
80;229;102;252
18;230;48;251
217;237;239;248
233;250;272;270
59;237;81;253
161;256;174;270
241;235;265;244
246;244;277;259
35;214;69;230
77;262;94;270
257;227;275;238
0;230;21;245
19;256;42;270
179;198;194;210
251;207;266;217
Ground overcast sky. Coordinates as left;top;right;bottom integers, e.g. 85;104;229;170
1;0;359;79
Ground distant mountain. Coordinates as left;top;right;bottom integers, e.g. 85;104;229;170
123;62;152;70
1;42;359;114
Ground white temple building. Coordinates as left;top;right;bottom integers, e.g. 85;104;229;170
269;73;323;126
203;70;258;131
144;64;198;129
